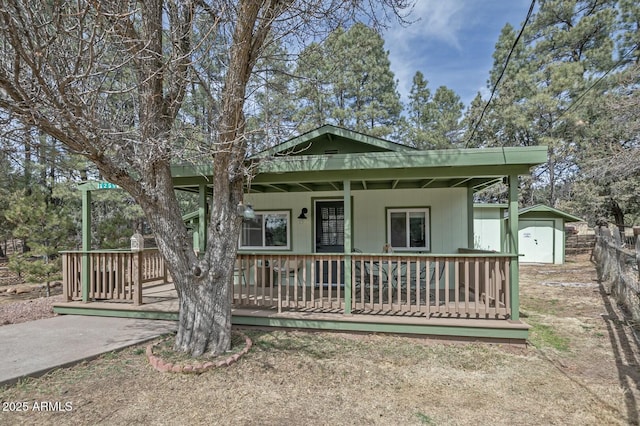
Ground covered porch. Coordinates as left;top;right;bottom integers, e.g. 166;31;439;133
54;126;547;342
55;249;526;341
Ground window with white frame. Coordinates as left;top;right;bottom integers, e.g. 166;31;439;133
240;211;290;250
387;208;430;251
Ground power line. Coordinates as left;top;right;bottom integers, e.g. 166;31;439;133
555;43;639;122
464;0;536;148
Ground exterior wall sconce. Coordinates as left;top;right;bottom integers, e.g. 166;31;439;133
237;202;256;219
298;207;308;220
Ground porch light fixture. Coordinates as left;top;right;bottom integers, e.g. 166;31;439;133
297;207;308;220
237;202;256;219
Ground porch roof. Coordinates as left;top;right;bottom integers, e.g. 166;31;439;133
171;126;547;194
172;145;546;193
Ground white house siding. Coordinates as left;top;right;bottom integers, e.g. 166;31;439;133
473;207;504;251
243;187;469;254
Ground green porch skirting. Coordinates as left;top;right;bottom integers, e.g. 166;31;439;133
53;304;529;344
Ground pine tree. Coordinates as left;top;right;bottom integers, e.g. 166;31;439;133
405;71;463;149
294;23;402;138
469;1;617;208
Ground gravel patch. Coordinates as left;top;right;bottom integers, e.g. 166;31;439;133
0;295;63;326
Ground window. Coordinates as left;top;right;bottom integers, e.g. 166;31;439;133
240;211;290;250
387;208;430;251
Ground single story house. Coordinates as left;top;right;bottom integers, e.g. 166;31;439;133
57;126;548;343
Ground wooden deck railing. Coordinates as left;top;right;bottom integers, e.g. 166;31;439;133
234;254;347;312
61;249;168;305
234;253;513;318
61;249;511;318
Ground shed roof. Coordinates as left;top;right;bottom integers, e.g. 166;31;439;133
518;204;583;223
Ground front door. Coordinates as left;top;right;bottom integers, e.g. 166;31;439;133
315;200;344;285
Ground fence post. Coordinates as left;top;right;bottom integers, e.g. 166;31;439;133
636;236;640;282
132;251;143;305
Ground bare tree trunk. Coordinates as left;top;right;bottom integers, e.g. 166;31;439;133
167;0;275;356
609;198;625;234
0;0;409;359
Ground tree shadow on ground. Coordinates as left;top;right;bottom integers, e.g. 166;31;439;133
595;272;640;425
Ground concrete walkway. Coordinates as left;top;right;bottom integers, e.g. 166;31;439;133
0;315;176;387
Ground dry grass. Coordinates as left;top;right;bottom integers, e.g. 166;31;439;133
1;254;639;425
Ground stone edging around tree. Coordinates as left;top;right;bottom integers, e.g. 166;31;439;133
146;333;252;373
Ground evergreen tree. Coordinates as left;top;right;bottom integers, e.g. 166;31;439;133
246;42;297;153
405;71;432;148
405;71;463;149
619;0;640;64
293;42;331;132
430;86;464;147
5;187;75;283
468;1;618;208
294;23;402;138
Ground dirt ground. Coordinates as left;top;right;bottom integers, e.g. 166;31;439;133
1;253;639;425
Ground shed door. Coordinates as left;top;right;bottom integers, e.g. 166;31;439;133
518;220;554;263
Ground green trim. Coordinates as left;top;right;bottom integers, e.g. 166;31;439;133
81;190;91;302
508;174;520;321
518;204;583;222
474;203;509;209
467;187;474;248
53;305;528;341
171;147;547;187
255;148;546;175
232;316;529;340
53;306;179;321
78;180;120;192
343;180;352;314
182;210;199;222
253;125;415;158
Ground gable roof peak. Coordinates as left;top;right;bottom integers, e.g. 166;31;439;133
253;124;415;158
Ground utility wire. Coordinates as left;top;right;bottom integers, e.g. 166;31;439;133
555;43;639;122
465;0;536;148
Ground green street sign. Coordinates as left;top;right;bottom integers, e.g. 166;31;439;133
98;182;118;189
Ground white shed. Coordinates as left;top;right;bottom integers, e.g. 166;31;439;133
474;204;583;264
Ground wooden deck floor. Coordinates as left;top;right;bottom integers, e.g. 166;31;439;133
53;282;530;344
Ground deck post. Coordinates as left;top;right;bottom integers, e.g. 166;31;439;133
467;186;474;249
198;183;207;255
508;174;519;320
132;251;143;305
343;179;352;314
81;189;91;302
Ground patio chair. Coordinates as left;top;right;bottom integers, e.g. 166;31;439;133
417;261;447;304
234;258;250;286
271;258;304;288
353;256;388;303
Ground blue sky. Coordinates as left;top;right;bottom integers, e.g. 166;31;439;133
383;0;532;109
